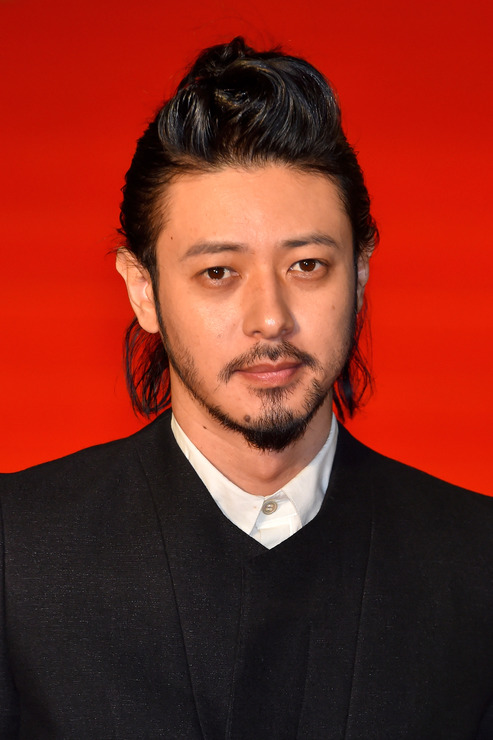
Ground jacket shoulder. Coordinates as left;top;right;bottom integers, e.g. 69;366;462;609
338;424;491;497
336;425;493;546
0;413;173;504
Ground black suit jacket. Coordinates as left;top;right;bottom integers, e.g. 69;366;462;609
1;411;492;739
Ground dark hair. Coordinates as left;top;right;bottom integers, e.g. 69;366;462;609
119;36;378;420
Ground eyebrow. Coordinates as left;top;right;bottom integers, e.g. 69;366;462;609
180;232;340;260
181;241;248;260
281;233;340;250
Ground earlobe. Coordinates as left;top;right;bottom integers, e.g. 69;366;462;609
356;254;370;312
115;249;160;334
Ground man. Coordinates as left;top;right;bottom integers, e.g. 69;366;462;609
1;37;492;739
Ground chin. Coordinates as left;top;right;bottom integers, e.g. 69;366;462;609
205;379;329;452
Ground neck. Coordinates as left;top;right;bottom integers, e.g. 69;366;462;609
171;395;334;497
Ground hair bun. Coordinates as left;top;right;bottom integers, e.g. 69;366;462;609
178;37;252;90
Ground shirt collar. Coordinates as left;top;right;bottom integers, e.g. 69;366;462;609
170;413;338;537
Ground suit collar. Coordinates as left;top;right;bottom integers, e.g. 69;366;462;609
132;412;263;736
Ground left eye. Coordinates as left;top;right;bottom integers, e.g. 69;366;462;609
205;266;231;280
290;259;321;272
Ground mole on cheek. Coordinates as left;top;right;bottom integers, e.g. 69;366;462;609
244;415;251;422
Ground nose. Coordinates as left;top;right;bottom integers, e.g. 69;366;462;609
242;272;295;340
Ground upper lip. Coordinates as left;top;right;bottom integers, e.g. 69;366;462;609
237;361;301;373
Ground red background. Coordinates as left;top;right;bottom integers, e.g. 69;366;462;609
1;0;491;494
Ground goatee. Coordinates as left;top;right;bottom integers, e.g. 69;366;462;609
163;334;330;452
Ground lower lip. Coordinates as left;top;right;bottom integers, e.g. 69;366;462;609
236;365;302;385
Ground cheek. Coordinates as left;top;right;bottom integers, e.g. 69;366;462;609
159;289;233;352
303;280;355;332
194;305;231;342
305;290;356;363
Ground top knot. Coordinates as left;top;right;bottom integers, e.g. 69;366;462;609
178;37;252;90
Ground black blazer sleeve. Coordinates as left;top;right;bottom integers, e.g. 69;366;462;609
476;696;493;739
0;495;19;737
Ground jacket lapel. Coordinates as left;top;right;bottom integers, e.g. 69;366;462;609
133;413;264;738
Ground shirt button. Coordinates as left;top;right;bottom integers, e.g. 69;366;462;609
262;500;278;515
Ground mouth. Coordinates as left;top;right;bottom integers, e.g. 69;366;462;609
218;340;320;386
235;361;303;385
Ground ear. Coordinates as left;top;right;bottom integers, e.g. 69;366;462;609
115;249;160;334
356;253;370;312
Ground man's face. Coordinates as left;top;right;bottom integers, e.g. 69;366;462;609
152;164;367;450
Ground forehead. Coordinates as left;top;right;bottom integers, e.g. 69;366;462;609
157;164;352;254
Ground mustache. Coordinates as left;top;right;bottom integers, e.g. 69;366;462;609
218;340;321;383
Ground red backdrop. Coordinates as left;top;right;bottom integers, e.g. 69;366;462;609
1;0;491;494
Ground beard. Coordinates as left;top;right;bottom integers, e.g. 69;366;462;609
158;312;346;451
204;376;330;452
211;341;330;451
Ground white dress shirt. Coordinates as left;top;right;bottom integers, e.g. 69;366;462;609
171;414;338;549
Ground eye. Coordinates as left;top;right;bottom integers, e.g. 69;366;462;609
204;266;232;280
289;259;325;273
199;266;239;285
